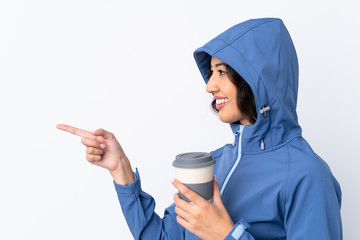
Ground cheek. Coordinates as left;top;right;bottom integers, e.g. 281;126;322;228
229;98;239;112
227;99;242;120
223;82;237;100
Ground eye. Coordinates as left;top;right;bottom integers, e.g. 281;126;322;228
218;70;226;75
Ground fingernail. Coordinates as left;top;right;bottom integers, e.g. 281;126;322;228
170;178;175;183
100;144;106;149
92;130;97;134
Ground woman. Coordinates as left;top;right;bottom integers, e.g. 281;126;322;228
57;18;342;239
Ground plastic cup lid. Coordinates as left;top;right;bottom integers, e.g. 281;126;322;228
172;152;215;169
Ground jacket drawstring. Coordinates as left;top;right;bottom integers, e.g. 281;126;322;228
260;138;265;150
260;105;271;118
232;130;240;146
259;105;270;150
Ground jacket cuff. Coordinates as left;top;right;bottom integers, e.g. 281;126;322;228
225;219;250;240
113;168;141;196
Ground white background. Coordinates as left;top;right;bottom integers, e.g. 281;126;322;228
1;0;359;239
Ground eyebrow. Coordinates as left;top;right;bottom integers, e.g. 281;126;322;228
210;63;228;68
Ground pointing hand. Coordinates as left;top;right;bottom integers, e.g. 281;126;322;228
56;124;134;185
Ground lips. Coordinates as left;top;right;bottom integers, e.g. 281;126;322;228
215;97;228;110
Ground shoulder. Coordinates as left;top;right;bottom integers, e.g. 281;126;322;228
210;143;234;159
286;137;333;178
284;137;341;202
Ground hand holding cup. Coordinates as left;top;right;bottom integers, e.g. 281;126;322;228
172;152;216;202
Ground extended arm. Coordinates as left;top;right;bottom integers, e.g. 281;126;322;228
56;124;185;240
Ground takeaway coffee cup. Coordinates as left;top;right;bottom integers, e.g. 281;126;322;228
172;152;216;202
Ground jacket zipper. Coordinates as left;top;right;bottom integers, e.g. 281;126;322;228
220;125;244;196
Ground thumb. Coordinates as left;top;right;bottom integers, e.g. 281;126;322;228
212;175;224;206
92;128;115;140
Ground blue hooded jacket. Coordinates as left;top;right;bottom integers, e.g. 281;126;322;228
114;18;342;240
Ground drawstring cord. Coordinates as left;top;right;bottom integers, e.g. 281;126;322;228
232;131;240;146
259;105;270;150
232;106;269;150
260;138;265;150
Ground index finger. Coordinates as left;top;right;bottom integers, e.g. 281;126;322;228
56;124;95;139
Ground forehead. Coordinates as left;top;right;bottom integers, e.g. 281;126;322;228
210;56;225;67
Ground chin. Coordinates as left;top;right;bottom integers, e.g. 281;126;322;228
218;114;237;123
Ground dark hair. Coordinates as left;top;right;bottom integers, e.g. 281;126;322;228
208;63;257;124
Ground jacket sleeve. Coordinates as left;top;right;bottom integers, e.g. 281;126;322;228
284;157;343;239
114;168;185;240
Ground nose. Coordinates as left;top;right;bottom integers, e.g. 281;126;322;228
206;75;218;93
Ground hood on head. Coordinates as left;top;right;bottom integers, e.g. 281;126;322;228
194;18;302;153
